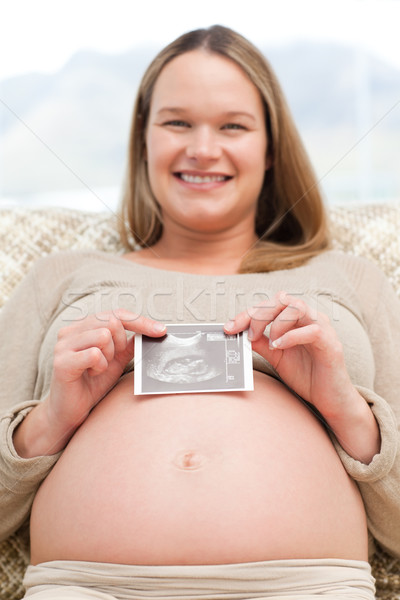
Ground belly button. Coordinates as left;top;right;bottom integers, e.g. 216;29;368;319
172;450;205;471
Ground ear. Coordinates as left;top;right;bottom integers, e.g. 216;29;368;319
265;153;273;171
140;115;147;161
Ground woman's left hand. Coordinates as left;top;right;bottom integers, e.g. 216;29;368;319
225;291;381;463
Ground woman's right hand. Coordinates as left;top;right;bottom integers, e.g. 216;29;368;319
13;310;166;458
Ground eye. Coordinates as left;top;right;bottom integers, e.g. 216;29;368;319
222;123;247;131
163;120;190;128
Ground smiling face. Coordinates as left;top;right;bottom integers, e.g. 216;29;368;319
145;50;270;238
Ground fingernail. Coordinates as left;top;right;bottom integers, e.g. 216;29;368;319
269;337;281;349
153;322;167;333
248;327;254;341
279;291;288;304
225;320;235;331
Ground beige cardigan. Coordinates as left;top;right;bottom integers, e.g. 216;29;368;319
0;205;400;599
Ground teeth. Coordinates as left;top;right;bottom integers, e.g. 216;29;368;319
180;173;227;184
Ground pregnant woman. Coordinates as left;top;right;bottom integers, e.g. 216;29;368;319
1;25;399;600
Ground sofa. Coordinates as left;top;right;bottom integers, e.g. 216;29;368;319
0;204;399;599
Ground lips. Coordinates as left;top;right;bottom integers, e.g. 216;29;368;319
175;172;232;184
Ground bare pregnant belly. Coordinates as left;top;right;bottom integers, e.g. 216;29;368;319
30;371;368;565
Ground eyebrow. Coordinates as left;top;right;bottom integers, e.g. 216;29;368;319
156;107;257;122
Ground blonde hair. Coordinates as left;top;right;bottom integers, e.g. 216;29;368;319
119;25;330;273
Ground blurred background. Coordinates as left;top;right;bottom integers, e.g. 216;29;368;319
1;0;399;212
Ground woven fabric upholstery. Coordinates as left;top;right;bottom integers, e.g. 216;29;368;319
329;204;400;296
0;204;399;600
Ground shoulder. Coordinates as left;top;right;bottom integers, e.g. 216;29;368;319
309;249;389;283
33;249;123;272
303;249;394;302
309;249;400;320
26;250;110;283
30;249;127;292
5;250;124;309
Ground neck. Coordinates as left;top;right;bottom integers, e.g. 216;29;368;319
139;222;259;275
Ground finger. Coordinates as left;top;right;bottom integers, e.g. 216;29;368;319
53;347;108;381
109;333;135;371
224;294;286;336
244;295;295;341
224;311;251;335
57;313;119;337
268;304;307;343
269;323;332;352
99;313;130;355
120;333;135;363
113;309;166;336
58;311;166;348
268;294;323;343
250;335;282;370
58;328;120;364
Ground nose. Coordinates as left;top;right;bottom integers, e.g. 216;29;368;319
186;126;221;162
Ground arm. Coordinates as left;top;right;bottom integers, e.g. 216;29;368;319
331;260;400;558
13;309;166;458
226;291;381;463
0;254;167;540
0;402;62;540
225;260;400;558
0;258;59;540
